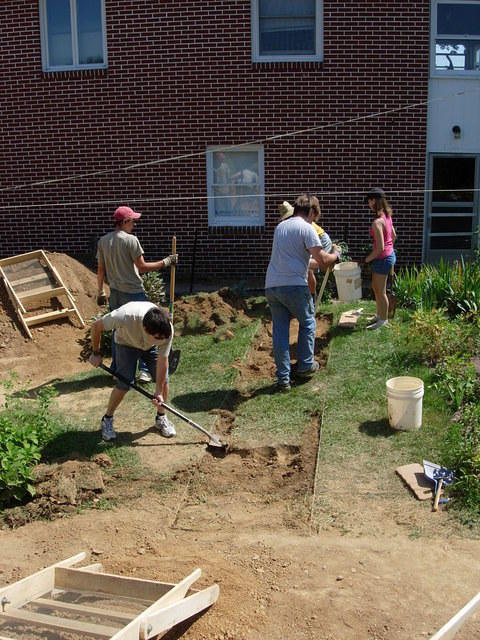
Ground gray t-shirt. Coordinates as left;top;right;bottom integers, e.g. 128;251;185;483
102;301;173;355
265;217;321;288
97;230;144;293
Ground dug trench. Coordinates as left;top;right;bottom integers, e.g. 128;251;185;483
2;255;480;639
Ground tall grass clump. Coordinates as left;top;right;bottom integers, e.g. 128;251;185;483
394;255;480;317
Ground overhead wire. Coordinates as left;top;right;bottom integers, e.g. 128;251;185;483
0;85;478;206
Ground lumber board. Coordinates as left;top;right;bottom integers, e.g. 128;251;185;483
9;272;52;287
142;584;220;639
112;569;202;640
0;250;45;267
25;309;72;325
429;592;480;640
55;567;174;602
1;273;27;314
0;607;120;638
34;597;133;623
18;285;66;302
0;552;86;609
78;563;104;572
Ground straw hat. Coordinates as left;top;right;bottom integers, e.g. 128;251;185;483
278;201;294;221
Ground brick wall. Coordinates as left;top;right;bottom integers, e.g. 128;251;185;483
0;1;429;281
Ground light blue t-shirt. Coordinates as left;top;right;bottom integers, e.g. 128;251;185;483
265;217;321;288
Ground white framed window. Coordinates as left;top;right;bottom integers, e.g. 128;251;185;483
40;0;107;71
251;0;323;63
432;1;480;75
207;146;265;227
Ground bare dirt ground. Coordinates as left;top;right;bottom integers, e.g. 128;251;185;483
0;253;479;639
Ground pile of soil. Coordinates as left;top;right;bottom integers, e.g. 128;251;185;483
5;457;109;528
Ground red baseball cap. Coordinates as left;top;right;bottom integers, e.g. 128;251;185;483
113;206;142;221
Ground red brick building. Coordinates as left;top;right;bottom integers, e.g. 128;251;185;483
2;1;476;282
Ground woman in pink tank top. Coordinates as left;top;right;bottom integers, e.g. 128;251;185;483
364;187;396;330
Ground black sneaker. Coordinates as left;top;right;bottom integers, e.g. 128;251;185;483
295;361;320;378
276;381;291;392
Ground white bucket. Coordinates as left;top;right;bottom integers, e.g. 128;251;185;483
386;376;424;431
333;261;362;302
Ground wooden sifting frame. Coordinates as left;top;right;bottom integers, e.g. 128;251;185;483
0;250;84;338
0;552;219;639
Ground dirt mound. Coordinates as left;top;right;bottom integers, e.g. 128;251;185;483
173;288;248;335
4;457;108;528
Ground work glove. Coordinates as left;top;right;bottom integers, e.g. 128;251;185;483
163;254;178;268
332;244;342;261
97;290;108;306
89;352;103;367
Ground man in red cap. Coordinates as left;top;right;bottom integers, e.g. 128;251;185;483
96;205;178;380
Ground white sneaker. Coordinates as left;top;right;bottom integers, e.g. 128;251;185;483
155;414;176;438
366;319;388;330
101;415;116;441
137;370;152;383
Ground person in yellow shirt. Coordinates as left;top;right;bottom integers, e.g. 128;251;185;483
278;199;334;296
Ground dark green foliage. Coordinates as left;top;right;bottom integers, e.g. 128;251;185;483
142;272;166;306
0;385;59;505
443;403;480;513
393;256;480;318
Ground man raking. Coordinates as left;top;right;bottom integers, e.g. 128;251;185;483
89;301;176;441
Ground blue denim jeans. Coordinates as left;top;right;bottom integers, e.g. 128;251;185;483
265;286;316;385
109;289;149;374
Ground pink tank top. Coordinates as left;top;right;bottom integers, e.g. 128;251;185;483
370;212;394;259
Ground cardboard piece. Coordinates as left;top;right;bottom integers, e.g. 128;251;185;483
396;463;435;500
338;308;363;328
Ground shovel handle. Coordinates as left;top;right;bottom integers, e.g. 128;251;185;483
169;235;176;321
433;478;444;512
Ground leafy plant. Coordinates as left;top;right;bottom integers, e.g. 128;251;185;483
393;256;480;318
332;240;351;263
443;403;480;512
0;385;59;505
433;355;478;411
82;310;113;360
142;272;166;306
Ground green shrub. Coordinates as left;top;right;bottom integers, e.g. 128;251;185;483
0;385;59;505
142;272;166;306
433;355;479;411
410;309;468;364
443;403;480;513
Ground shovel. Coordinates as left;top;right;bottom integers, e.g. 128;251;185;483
99;363;225;450
168;234;181;375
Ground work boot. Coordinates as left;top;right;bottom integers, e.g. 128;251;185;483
295;361;320;378
276;381;291;392
155;414;176;438
101;415;116;441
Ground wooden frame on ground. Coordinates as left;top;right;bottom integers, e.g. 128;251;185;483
0;552;219;639
0;250;84;338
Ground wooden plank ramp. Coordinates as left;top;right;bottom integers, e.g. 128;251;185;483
0;552;219;639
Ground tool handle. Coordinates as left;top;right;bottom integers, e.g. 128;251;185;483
433;478;444;512
100;363;155;400
169;235;176;321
